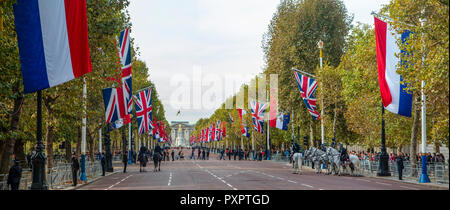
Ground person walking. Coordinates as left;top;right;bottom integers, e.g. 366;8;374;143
26;152;32;169
171;150;175;161
71;153;80;186
206;148;210;160
122;152;128;173
7;160;22;190
202;149;206;160
197;148;201;160
396;153;404;180
101;152;106;176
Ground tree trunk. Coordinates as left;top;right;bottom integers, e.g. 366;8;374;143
76;126;81;158
13;137;26;168
0;91;24;175
333;104;337;139
87;128;94;162
65;139;72;163
45;106;54;169
410;96;420;177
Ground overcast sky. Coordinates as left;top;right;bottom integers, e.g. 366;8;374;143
128;0;390;125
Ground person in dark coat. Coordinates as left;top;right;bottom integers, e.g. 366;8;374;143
101;152;106;176
197;148;201;160
206;149;210;160
396;153;404;180
171;150;175;161
122;152;128;173
71;154;80;186
7;160;22;190
26;152;32;169
202;149;206;160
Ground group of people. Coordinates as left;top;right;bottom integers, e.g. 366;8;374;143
190;147;210;160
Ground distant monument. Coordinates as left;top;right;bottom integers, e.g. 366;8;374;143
170;121;194;147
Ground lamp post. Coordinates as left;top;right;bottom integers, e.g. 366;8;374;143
80;77;87;182
377;103;391;176
317;40;324;145
105;125;113;172
31;90;48;190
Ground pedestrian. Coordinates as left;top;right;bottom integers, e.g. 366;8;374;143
171;150;175;161
26;152;32;168
122;152;128;173
396;153;404;180
101;152;106;176
206;149;210;160
71;153;80;186
191;148;195;160
198;148;201;160
7;160;22;190
202;149;206;160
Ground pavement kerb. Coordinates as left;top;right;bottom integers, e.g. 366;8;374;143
58;170;120;190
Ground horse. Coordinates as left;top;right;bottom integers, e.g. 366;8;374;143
305;147;328;174
138;152;148;172
153;152;162;172
347;154;361;176
326;147;344;176
292;152;303;174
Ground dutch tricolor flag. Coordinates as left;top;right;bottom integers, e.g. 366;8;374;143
374;17;413;117
14;0;92;94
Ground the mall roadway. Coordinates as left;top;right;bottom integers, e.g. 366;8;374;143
77;151;446;190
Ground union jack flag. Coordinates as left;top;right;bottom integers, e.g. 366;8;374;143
251;100;266;133
117;28;133;116
134;88;153;135
293;71;320;120
102;87;121;125
215;121;221;141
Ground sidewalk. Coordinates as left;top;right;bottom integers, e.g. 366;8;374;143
276;161;449;190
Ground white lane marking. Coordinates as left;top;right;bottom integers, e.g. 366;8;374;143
168;172;172;186
301;183;314;188
106;174;132;190
319;188;325;190
195;162;238;190
399;186;419;190
376;182;392;186
287;180;297;184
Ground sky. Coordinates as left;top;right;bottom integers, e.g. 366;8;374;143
128;0;390;125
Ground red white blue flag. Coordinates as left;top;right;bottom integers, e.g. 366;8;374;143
14;0;92;93
293;71;320;120
134;88;153;135
374;17;412;117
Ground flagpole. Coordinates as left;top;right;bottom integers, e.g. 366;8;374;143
318;40;325;145
128;123;132;165
266;90;270;160
419;12;430;182
292;67;317;79
99;128;102;160
80;77;88;182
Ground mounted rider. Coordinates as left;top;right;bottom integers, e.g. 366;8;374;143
292;139;303;174
138;143;149;172
338;143;348;162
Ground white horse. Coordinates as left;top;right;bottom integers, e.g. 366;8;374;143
347;154;361;176
306;147;328;174
292;152;303;174
326;147;344;176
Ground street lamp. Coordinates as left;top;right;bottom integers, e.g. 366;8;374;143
377;103;391;176
318;40;325;170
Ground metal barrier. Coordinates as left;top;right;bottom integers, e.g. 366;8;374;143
0;160;116;190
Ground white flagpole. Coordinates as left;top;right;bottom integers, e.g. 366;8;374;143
318;40;325;145
128;123;132;164
80;77;87;181
267;90;270;160
99;128;102;154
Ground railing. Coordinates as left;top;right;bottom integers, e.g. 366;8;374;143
0;159;123;190
271;154;449;186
